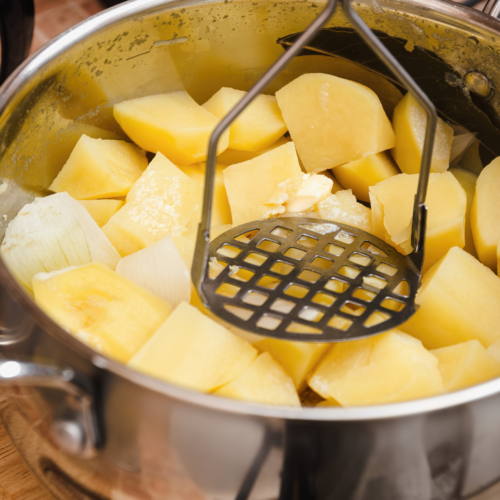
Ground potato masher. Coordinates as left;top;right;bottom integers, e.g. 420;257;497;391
191;0;437;342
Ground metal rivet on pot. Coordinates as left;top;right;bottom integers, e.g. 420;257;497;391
51;419;86;457
465;72;493;98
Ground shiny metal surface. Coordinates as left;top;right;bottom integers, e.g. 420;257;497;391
193;0;436;342
483;0;500;18
203;218;420;342
0;360;100;459
1;0;500;498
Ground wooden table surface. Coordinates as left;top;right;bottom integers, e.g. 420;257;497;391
0;419;53;500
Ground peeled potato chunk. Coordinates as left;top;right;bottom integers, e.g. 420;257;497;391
223;142;302;225
449;167;478;258
113;91;229;165
214;352;300;406
203;88;287;152
128;302;257;393
391;93;454;174
333;151;400;203
369;172;466;272
102;153;198;256
253;338;329;392
33;263;172;363
431;340;500;392
276;73;395;172
471;157;500;271
217;136;290;165
49;135;148;199
316;190;372;233
308;330;443;406
77;199;124;227
401;247;500;349
181;163;232;227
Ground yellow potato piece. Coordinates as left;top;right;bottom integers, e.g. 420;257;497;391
369;172;466;272
49;135;147;199
449;167;478;258
214;352;300;406
223;142;302;225
333;151;400;203
401;247;500;349
216;136;290;165
308;330;443;406
316;190;372;233
33;263;172;363
459;139;483;175
180;163;232;227
113;91;229;165
276;73;395;172
128;302;257;393
322;170;345;194
102;153;198;256
203;88;287;152
77;199;125;227
253;338;329;391
471;157;500;271
431;340;500;392
391;93;454;174
498;236;500;277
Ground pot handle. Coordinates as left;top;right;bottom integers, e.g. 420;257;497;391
0;360;102;459
0;0;34;84
483;0;500;18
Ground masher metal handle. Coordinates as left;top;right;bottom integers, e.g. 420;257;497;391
192;0;437;298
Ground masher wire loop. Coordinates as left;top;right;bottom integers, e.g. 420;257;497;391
191;0;437;342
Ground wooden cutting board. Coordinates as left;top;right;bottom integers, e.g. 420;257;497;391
0;415;499;500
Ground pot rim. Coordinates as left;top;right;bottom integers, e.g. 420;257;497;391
1;0;500;422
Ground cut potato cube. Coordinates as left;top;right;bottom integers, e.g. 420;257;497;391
113;91;229;165
460;139;483;175
128;302;257;393
102;153;198;256
431;340;500;392
253;338;329;391
316;190;372;233
33;263;172;363
223;142;302;225
172;224;232;271
322;170;345;194
333;151;399;203
391;93;454;174
214;352;300;406
49;135;147;199
449;167;478;258
369;172;466;272
216;136;290;165
181;163;232;227
471;157;500;271
77;199;124;227
284;174;333;213
308;330;443;406
276;73;395;172
401;246;500;349
203;88;287;152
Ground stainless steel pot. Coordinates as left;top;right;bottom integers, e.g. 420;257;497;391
1;1;500;498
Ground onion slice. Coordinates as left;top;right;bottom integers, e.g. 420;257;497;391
450;132;476;167
1;192;120;291
116;235;190;308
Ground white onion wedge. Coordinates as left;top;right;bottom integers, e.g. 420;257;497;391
116;235;190;308
1;192;120;291
450;132;476;167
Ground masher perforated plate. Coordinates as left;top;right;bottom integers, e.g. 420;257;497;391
199;218;420;342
